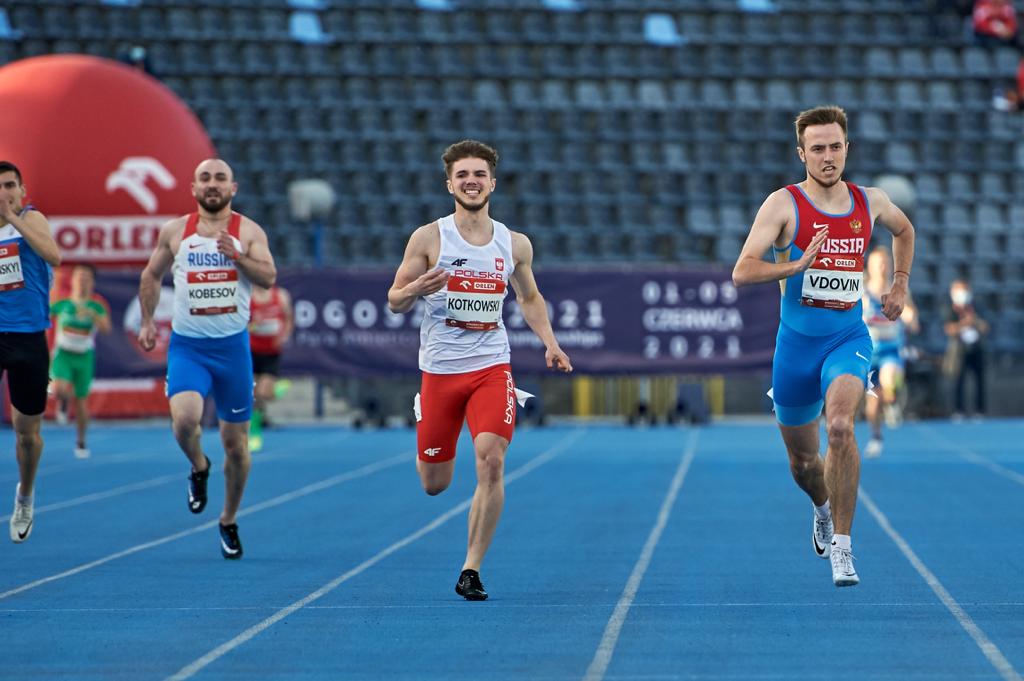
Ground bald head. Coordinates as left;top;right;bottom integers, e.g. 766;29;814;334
194;158;233;182
191;158;237;214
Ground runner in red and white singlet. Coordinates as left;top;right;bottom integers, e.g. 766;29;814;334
138;159;277;560
248;284;293;451
388;140;572;601
732;107;915;588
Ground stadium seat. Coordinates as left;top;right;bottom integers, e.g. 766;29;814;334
289;11;329;44
961;47;993;78
643;13;684;46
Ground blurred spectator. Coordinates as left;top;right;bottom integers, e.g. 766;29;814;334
117;44;156;77
973;0;1019;47
942;279;990;419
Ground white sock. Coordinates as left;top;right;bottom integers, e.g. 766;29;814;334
813;499;831;520
832;533;851;551
16;484;32;505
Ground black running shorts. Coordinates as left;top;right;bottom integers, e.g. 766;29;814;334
0;331;50;416
251;351;281;377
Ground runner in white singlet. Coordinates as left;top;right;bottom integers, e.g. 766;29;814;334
138;159;277;560
388;140;572;600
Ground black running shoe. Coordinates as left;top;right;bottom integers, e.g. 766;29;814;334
188;455;211;514
455;569;488;601
219;522;243;560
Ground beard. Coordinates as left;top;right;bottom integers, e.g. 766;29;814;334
196;192;231;213
808;169;842;189
453;192;489;212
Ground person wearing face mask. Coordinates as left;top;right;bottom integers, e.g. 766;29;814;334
942;279;989;420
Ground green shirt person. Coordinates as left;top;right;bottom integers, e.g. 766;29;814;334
50;264;110;459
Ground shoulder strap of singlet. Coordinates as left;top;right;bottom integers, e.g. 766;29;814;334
18;204;35;217
228;212;242;239
183;212;200;239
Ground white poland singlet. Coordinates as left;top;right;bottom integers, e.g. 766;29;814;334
172;212;252;338
419;214;515;374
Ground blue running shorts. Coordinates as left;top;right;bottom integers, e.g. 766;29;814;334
167;330;253;422
771;321;873;427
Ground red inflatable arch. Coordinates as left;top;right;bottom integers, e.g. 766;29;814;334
0;54;216;265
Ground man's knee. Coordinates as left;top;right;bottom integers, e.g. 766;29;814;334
422;480;449;496
172;414;202;440
12;410;42;442
15;429;42;452
788;452;819;477
420;468;451;496
826;414;856;447
476;452;505;486
418;459;453;496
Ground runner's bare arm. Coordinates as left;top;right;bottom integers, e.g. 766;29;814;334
868;187;915;320
509;232;572;373
388;223;447;314
218;220;276;288
137;218;180;351
93;301;113;334
0;208;61;267
732;189;828;287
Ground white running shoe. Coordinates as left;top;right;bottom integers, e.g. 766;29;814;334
55;408;68;425
10;487;33;543
865;438;883;458
813;510;833;559
830;544;859;587
74;447;91;459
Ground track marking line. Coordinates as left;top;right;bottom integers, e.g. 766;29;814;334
861;487;1023;681
164;429;586;681
583;430;700;681
0;451;410;601
916;425;1024;487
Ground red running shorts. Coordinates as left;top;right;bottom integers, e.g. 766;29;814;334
416;363;516;462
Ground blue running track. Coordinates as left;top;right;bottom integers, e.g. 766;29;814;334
2;419;1023;680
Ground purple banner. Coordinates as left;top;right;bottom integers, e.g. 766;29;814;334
92;271;173;379
93;267;780;378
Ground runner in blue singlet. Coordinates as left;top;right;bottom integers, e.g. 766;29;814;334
862;246;919;458
0;161;62;543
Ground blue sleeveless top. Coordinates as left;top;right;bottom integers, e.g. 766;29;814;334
0;206;54;332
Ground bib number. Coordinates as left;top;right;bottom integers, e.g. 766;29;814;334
0;243;25;292
801;268;862;311
187;269;238;315
445;275;506;331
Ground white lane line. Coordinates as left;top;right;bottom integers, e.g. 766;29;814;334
0;451;165;484
8;601;1024;614
917;425;1024;487
0;431;355;484
583;430;700;681
164;429;587;681
0;473;181;523
0;451;411;602
0;433;353;522
860;487;1023;681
